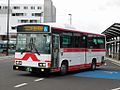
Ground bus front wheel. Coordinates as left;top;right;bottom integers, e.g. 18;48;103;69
60;62;68;75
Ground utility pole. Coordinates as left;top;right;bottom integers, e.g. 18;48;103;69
6;0;10;56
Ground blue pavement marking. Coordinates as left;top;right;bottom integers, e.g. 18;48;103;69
73;70;120;80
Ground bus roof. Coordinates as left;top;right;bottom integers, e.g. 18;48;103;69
44;23;105;36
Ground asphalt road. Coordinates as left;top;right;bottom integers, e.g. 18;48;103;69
0;57;120;90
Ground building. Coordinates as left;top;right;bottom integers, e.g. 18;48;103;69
44;0;56;23
0;0;56;41
102;23;120;61
0;0;56;54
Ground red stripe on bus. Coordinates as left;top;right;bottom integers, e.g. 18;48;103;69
63;48;88;52
15;53;40;62
68;64;91;71
45;60;51;62
63;48;106;52
91;49;106;52
68;63;102;71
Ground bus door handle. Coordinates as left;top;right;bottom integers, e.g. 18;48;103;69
61;52;63;56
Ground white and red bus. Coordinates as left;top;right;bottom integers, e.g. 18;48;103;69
13;23;106;75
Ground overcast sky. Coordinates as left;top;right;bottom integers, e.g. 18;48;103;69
2;0;120;34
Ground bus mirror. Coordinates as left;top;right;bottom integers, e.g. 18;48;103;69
83;36;86;40
47;36;50;43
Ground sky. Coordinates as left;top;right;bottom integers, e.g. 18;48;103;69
1;0;120;34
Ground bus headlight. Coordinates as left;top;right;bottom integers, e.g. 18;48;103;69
43;63;46;67
15;61;22;65
38;63;46;67
38;63;42;67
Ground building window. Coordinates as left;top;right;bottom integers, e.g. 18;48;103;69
30;20;37;23
12;13;16;16
24;6;28;9
37;6;42;9
3;6;8;9
31;6;35;9
12;13;26;16
32;13;42;17
21;20;29;23
16;13;23;16
13;6;20;9
11;27;16;30
5;6;8;9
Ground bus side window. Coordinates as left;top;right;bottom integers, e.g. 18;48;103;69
88;34;96;49
73;33;81;48
60;32;73;48
88;35;105;49
96;36;105;49
80;35;87;48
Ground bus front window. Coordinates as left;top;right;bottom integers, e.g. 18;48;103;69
16;34;51;54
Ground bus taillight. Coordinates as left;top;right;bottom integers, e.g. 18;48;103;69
48;63;51;68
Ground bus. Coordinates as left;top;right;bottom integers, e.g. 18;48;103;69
13;23;106;75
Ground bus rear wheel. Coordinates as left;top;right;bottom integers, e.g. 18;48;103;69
60;62;68;75
91;60;96;70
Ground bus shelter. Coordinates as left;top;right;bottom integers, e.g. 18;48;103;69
102;23;120;60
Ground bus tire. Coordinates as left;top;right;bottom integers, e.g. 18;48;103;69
60;62;68;75
91;60;96;70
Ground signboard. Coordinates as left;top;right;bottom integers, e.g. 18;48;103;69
17;25;50;32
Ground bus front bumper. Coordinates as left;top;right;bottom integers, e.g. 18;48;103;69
13;65;50;73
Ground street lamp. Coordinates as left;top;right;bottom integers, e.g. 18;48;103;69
6;0;10;56
68;14;72;25
40;12;44;23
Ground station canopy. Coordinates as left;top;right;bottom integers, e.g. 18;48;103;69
102;23;120;38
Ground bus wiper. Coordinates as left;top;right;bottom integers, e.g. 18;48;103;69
30;43;40;55
34;48;40;55
21;49;26;54
29;38;40;55
21;49;31;54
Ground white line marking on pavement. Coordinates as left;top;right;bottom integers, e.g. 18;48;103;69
14;83;28;88
103;71;118;74
34;78;44;82
111;87;120;90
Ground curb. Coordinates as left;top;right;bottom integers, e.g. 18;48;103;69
105;57;120;67
0;55;14;60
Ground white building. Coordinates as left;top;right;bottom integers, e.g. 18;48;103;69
0;0;56;40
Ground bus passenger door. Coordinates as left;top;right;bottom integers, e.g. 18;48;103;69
52;34;60;68
81;35;88;65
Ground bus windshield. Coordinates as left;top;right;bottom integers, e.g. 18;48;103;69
16;34;51;54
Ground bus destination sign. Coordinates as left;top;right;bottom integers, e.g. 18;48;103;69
17;25;50;32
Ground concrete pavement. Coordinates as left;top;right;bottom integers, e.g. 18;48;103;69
0;57;120;90
0;56;120;90
0;55;14;60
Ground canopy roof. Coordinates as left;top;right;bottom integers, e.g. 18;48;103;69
102;23;120;38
